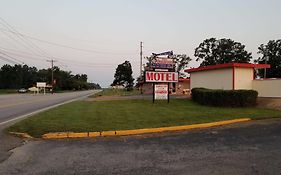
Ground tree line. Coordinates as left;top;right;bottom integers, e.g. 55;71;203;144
0;64;101;90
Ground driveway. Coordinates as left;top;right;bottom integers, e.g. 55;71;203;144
0;118;281;175
0;90;100;163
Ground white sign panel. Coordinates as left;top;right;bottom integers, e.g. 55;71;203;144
36;82;46;88
145;71;178;83
155;84;168;100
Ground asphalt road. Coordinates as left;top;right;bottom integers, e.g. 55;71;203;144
0;90;99;125
0;90;100;163
1;118;281;175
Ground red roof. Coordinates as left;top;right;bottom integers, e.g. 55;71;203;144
185;63;270;73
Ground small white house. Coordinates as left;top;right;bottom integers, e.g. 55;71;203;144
185;63;281;97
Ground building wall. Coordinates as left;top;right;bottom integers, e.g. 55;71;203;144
190;68;233;90
234;67;253;90
141;83;153;95
141;81;190;95
253;79;281;97
176;81;190;94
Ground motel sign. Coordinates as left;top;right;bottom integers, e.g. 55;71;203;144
145;71;178;83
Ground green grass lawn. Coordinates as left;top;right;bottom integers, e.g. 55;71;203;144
89;88;141;98
7;99;281;138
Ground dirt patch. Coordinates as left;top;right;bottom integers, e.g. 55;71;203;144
257;97;281;110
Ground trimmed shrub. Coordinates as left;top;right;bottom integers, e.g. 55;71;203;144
191;88;258;107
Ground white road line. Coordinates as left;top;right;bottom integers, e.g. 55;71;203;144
0;91;99;126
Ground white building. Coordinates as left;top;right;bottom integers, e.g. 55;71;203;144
185;63;281;97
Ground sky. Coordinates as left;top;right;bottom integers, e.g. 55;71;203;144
0;0;281;87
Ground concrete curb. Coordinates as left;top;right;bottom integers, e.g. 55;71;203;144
42;118;251;139
9;132;34;139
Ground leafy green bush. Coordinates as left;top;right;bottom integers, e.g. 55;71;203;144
191;88;258;107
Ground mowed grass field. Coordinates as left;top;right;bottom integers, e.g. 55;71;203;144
7;99;281;138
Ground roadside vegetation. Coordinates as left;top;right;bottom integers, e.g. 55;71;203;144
191;88;258;107
7;99;281;138
0;64;101;91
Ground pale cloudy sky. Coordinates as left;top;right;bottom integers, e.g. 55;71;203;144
0;0;280;87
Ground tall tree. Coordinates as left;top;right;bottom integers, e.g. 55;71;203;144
194;38;252;67
112;60;134;89
172;54;191;78
255;39;281;78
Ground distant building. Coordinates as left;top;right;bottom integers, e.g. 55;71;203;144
176;78;190;95
139;78;190;95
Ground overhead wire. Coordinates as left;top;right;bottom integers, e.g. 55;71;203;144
0;17;53;59
0;17;139;70
0;28;138;55
0;46;139;68
0;48;45;60
0;46;48;60
0;55;21;65
0;20;49;60
0;51;24;64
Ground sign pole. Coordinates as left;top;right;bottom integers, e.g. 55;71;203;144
152;83;155;103
168;83;170;103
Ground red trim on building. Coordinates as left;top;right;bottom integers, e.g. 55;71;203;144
185;63;270;73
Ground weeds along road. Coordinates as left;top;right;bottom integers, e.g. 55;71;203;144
0;90;100;125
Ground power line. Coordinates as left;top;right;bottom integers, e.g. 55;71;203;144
0;51;24;64
0;48;46;62
47;59;57;92
0;17;53;59
0;46;138;67
0;18;51;59
0;47;113;66
0;48;125;68
0;46;48;59
140;41;143;76
0;28;138;55
0;55;21;65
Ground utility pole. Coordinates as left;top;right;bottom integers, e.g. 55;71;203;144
47;59;57;93
140;42;144;94
140;41;143;76
264;57;267;78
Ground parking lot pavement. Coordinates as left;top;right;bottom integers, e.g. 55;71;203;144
0;129;22;163
0;90;100;163
1;118;281;175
